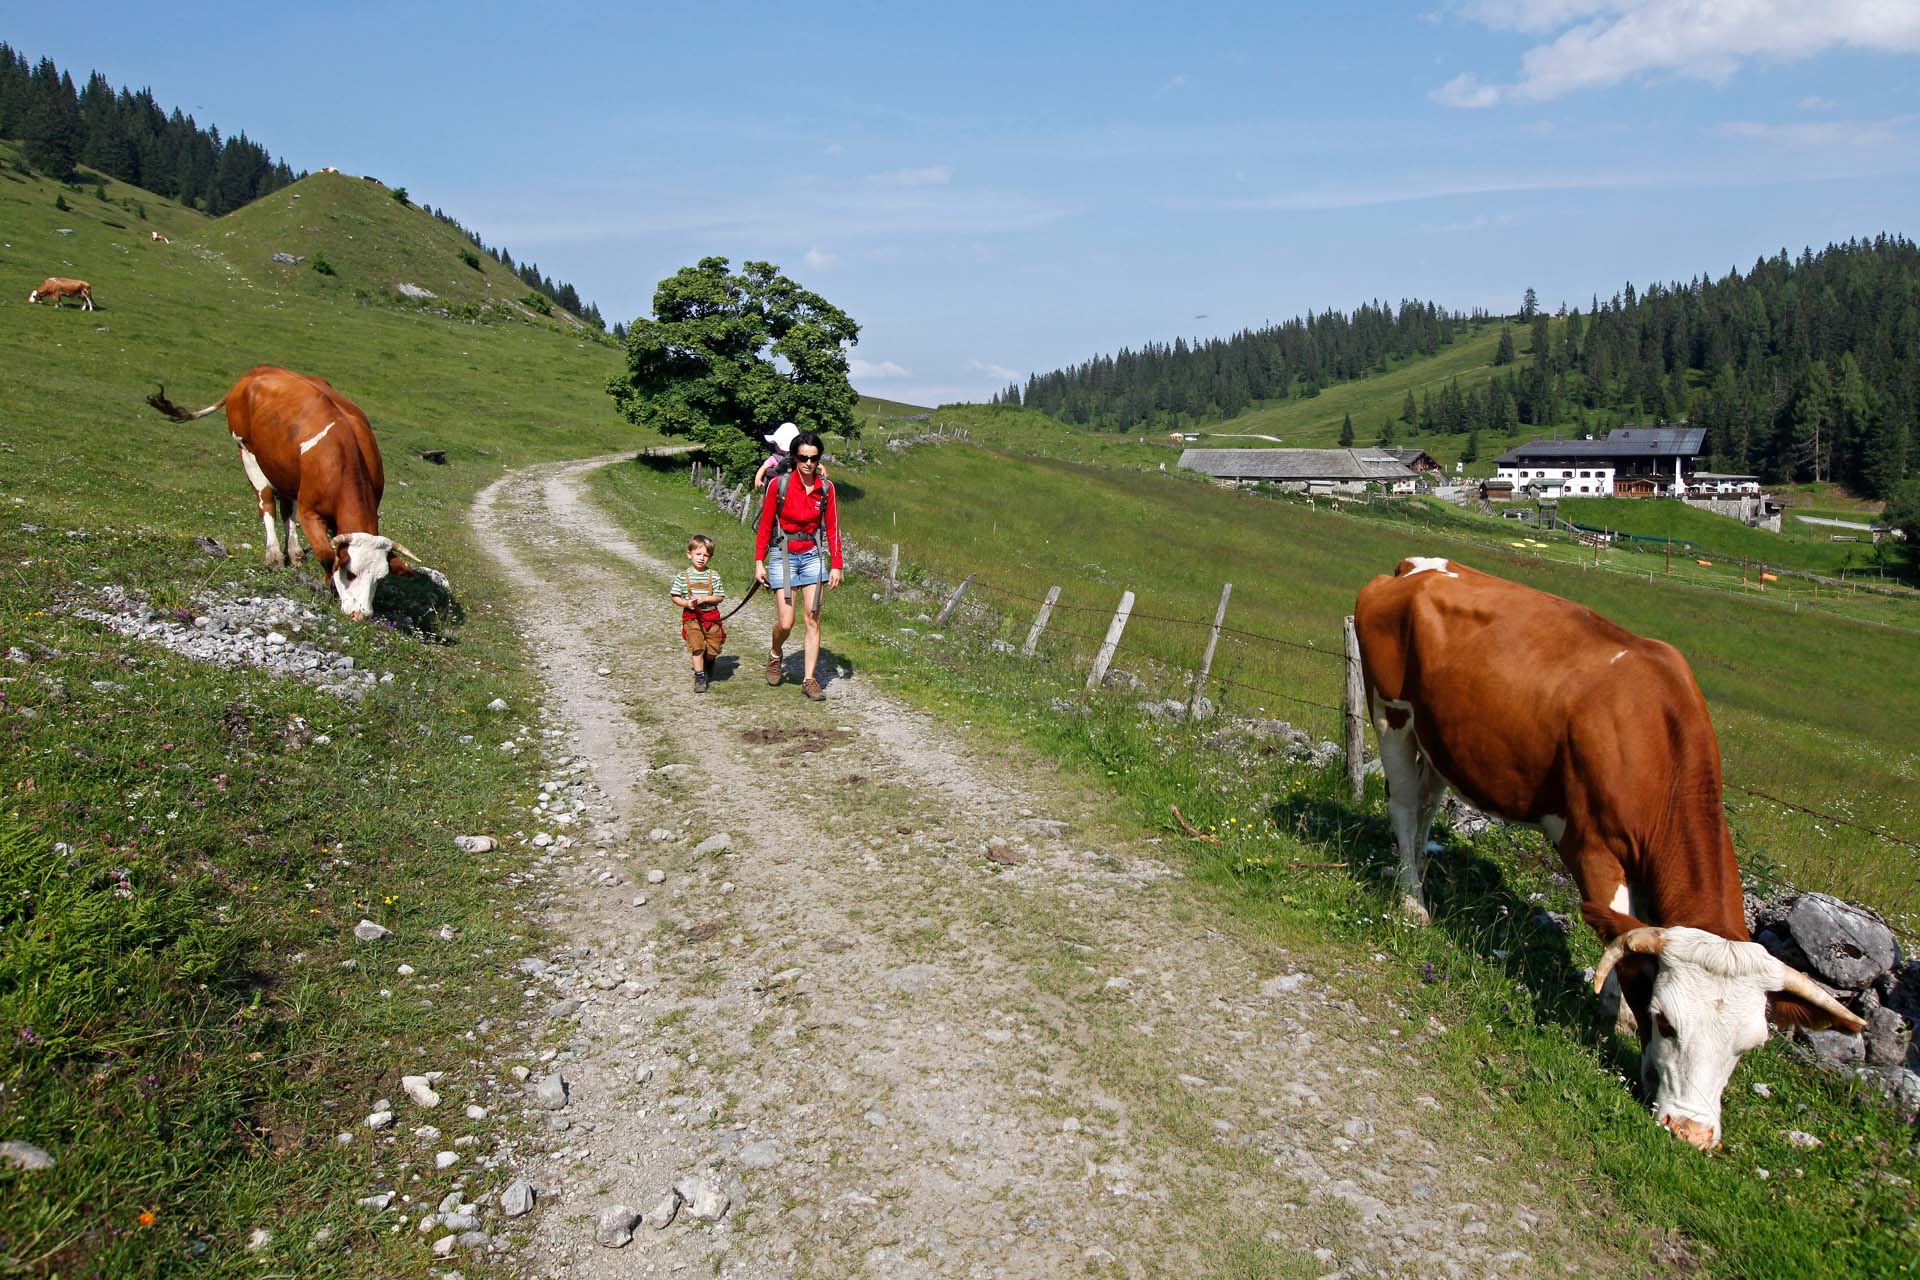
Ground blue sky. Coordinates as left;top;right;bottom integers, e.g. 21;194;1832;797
15;2;1920;405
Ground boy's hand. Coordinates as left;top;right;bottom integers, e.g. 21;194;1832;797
828;568;843;589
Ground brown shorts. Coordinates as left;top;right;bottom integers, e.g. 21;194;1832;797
682;616;725;659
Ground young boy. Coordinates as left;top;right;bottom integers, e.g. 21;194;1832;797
670;535;726;692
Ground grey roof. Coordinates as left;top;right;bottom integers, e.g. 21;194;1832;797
1495;426;1705;466
1178;448;1418;482
1384;448;1437;468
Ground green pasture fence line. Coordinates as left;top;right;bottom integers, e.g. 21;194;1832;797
685;482;1920;854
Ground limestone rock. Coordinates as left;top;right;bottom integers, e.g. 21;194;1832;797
595;1204;640;1248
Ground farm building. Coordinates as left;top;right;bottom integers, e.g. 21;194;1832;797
1383;448;1440;473
1690;472;1762;495
1177;448;1419;494
1494;426;1706;498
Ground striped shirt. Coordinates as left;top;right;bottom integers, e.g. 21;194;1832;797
669;567;725;603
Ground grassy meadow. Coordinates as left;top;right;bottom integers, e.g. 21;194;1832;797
823;443;1920;926
1556;495;1906;581
1;159;645;1276
592;452;1920;1280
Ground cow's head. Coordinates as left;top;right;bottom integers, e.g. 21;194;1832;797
330;531;394;619
26;289;38;303
1593;926;1865;1150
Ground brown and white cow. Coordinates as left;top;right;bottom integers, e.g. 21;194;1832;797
149;231;170;244
28;277;92;309
146;366;425;618
1354;556;1863;1148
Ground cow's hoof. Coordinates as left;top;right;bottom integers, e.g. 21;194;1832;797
262;552;283;568
288;550;306;566
1399;894;1432;926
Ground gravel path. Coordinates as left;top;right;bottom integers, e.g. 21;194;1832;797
471;456;1647;1279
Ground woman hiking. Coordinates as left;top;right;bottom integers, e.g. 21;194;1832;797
753;431;842;701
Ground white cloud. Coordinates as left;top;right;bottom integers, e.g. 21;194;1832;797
824;141;844;156
1799;95;1837;110
1165;73;1188;90
849;358;910;379
1715;115;1910;147
968;358;1024;383
803;247;838;270
1430;72;1501;108
1436;1;1920;105
867;165;953;188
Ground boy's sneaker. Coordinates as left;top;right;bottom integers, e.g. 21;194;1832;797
802;676;825;702
766;655;783;686
693;672;708;693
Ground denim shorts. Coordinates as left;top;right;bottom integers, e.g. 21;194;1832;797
766;546;828;589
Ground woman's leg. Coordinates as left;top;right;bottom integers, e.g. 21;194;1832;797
770;588;796;657
800;582;822;681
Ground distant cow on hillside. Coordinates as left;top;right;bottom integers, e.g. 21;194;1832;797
28;277;92;309
1354;557;1863;1149
149;231;170;244
146;366;428;619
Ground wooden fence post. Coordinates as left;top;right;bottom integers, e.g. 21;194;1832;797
739;485;752;525
1188;581;1231;719
1343;615;1366;803
935;573;975;626
1086;590;1136;690
886;544;899;600
1022;586;1061;657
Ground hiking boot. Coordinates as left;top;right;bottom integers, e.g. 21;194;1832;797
802;676;825;702
693;671;708;693
766;654;783;686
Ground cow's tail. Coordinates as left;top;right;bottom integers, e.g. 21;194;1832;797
146;384;225;423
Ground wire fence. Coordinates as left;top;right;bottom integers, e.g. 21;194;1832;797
689;467;1920;857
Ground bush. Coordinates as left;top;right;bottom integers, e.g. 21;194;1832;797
459;249;480;271
521;291;552;316
53;193;68;212
311;252;336;277
390;186;409;205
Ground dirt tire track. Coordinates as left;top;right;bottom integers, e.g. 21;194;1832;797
473;455;1646;1279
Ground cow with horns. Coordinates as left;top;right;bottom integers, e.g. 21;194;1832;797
146;366;428;618
28;277;92;309
1354;557;1863;1149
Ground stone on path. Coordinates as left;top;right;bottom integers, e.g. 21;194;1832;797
353;919;392;942
486;698;509;712
647;1188;680;1229
595;1204;640;1248
693;832;732;856
646;868;666;884
501;1177;535;1217
454;835;497;853
673;1175;730;1222
535;1073;569;1110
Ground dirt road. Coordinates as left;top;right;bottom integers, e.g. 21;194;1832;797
471;456;1638;1279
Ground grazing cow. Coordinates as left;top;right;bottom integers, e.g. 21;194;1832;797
149;231;170;244
1354;557;1863;1148
146;366;426;618
28;277;92;309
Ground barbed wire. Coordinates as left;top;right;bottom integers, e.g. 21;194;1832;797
1727;784;1920;852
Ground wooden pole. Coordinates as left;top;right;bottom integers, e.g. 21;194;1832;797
935;573;975;626
1086;591;1135;690
739;485;752;525
1022;586;1061;657
1188;581;1232;720
885;544;899;600
1344;615;1366;804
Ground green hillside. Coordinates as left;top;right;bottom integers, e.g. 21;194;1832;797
1557;495;1900;579
191;170;592;325
1;156;643;1276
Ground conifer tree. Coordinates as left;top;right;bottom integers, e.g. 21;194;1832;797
1338;412;1354;447
1493;327;1515;366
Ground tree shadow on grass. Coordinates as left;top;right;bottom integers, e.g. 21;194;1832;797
1267;789;1641;1076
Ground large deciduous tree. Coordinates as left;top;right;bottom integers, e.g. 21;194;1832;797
608;257;860;476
